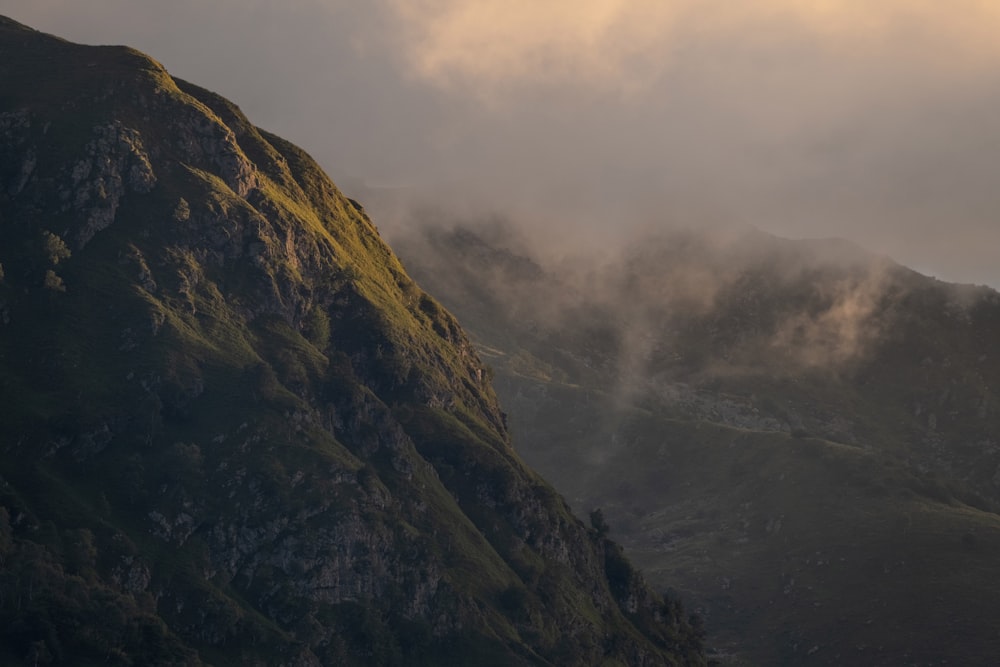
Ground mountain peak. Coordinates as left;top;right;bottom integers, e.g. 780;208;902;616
0;16;704;665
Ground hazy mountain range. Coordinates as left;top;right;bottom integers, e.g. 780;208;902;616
393;219;1000;666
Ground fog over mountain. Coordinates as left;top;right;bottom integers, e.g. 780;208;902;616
390;218;1000;665
4;1;1000;286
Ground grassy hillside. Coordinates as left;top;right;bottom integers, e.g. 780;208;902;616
0;16;704;666
395;221;1000;666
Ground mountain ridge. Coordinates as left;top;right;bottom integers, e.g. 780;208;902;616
0;17;704;666
392;219;1000;665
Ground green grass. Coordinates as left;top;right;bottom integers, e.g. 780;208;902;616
0;16;705;666
393;222;1000;665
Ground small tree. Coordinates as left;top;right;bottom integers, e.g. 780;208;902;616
172;197;190;222
42;230;71;265
43;270;65;292
302;305;331;350
589;508;610;538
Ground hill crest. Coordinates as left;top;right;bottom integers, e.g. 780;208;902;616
0;16;704;666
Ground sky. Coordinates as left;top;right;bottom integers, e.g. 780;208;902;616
3;1;1000;286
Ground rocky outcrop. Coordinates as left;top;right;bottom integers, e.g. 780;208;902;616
0;16;703;666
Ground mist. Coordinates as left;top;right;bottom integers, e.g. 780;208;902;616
3;1;1000;286
394;215;909;390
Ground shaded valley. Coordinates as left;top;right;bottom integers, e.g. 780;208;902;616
394;218;1000;666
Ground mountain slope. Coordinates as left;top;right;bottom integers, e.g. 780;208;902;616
394;220;1000;666
0;17;704;666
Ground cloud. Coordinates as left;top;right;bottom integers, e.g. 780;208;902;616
383;0;683;96
382;1;1000;100
5;0;1000;286
767;261;893;370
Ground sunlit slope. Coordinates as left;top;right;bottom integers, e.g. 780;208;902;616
0;16;704;666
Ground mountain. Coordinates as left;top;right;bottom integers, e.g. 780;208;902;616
0;17;706;666
393;220;1000;666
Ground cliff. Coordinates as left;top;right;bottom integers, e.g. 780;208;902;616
0;16;704;666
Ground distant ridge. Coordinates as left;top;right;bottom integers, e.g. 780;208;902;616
395;220;1000;666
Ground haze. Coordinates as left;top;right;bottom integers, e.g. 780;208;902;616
4;1;999;286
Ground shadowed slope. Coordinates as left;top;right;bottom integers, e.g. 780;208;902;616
395;220;1000;666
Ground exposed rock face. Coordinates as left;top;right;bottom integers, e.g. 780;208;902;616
69;121;157;247
0;16;704;667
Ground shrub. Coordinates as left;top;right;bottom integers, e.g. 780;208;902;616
43;270;65;292
172;198;190;222
589;508;610;538
303;305;331;350
42;231;71;265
